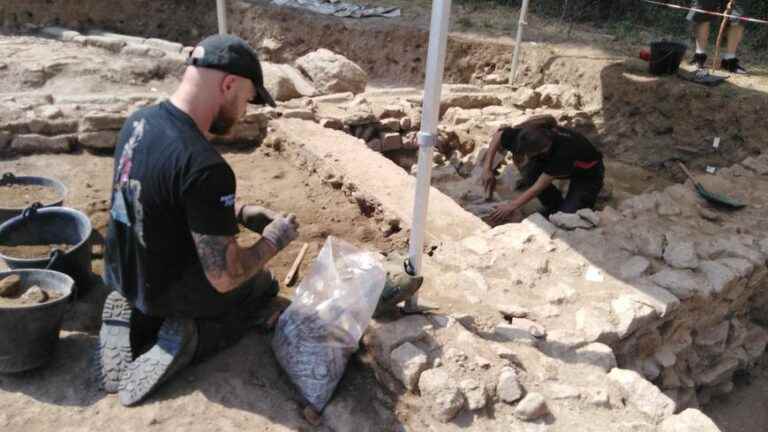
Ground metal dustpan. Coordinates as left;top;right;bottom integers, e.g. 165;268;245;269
678;162;746;209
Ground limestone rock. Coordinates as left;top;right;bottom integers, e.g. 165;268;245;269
497;303;529;319
650;269;699;300
630;227;665;258
144;38;183;53
498;367;524;403
40;26;81;41
663;240;699;270
621;256;651;279
443;107;482;126
536;84;581;109
514;393;549;421
741;156;768;175
577;208;601;226
373;105;407;120
122;44;165;58
575;343;617;372
698;261;738;295
380;118;401;132
282;109;316;121
80;112;126;132
503;87;541;109
84;35;126;52
295;49;368;95
380;133;402;152
418;368;466;422
390;342;429;391
575;306;618;344
522;213;558;239
20;285;48;304
549;212;593;230
546;383;581;401
695;321;730;349
717;258;754;279
459;379;488;411
78;131;118;150
439;93;502;116
320;118;344;130
11;134;72;154
695;358;738;387
0;275;21;297
495;324;537;346
659;409;720;432
365;316;433;368
29;119;78;135
509;318;547;339
611;296;657;339
608;368;676;423
262;63;317;101
744;324;768;361
457;269;488;293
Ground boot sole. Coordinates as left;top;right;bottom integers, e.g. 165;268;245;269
118;318;197;407
95;291;134;394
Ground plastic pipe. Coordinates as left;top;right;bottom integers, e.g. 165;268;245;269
406;0;452;310
217;0;228;35
510;0;531;83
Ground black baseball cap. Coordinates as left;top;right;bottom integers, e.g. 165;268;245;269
187;34;276;107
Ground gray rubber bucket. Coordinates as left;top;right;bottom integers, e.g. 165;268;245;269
0;173;67;225
0;269;74;373
0;206;93;292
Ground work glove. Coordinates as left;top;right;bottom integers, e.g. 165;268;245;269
238;205;280;234
261;214;299;252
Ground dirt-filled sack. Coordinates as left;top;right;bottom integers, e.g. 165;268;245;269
272;236;386;411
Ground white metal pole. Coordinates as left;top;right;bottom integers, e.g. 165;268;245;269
217;0;228;35
406;0;452;310
510;0;531;83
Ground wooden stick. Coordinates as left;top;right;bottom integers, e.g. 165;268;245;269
284;243;309;287
712;0;736;71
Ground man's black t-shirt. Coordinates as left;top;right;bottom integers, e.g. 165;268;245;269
538;127;603;179
502;126;603;179
104;101;239;316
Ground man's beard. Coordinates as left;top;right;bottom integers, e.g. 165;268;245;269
209;106;238;135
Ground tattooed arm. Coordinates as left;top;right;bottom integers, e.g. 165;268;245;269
192;233;277;294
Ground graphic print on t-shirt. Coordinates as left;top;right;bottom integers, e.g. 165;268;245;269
111;119;146;247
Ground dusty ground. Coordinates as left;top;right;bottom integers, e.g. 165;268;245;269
0;149;406;432
706;360;768;432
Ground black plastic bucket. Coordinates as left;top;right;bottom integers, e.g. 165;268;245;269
0;206;93;292
0;269;74;373
649;41;687;76
0;173;67;225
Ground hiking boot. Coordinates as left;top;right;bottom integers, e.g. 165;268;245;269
95;291;134;393
690;53;707;69
721;58;748;74
118;318;198;407
373;254;424;318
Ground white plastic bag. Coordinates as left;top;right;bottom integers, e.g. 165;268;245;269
272;236;386;411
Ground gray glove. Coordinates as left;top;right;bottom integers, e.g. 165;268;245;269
238;205;280;234
262;214;299;252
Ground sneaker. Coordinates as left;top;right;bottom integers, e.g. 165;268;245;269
690;53;708;69
118;318;198;406
721;58;748;74
94;291;134;394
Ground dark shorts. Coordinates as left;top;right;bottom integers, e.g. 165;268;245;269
688;0;744;24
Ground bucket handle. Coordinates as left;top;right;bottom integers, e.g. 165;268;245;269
0;172;15;186
45;249;77;303
20;202;43;219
